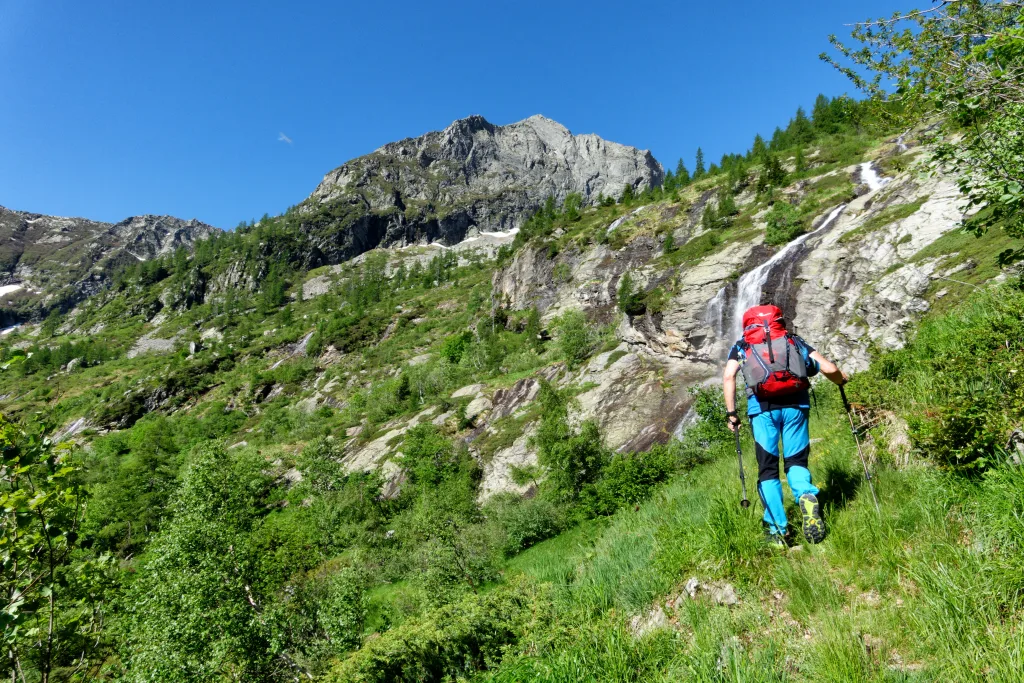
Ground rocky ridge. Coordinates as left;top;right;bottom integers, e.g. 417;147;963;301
298;115;663;263
0;206;218;314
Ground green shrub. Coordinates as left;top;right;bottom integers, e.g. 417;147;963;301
484;495;567;556
401;424;465;488
531;382;609;505
853;284;1024;472
616;272;646;316
678;385;733;462
324;579;550;683
552;310;598;370
765;201;805;245
582;446;677;516
439;331;473;364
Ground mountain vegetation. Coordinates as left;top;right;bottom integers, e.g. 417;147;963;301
1;4;1022;681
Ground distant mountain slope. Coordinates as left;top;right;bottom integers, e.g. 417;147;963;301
297;114;663;262
0;207;219;314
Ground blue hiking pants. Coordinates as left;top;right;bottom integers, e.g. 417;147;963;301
751;407;818;535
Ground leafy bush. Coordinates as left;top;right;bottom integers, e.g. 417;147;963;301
484;495;566;556
582;446;677;516
319;568;369;651
401;424;470;488
531;382;609;505
677;384;733;466
324;579;550;683
552;310;598;370
119;443;281;680
439;331;473;364
310;309;389;356
853;284;1024;472
765;201;805;245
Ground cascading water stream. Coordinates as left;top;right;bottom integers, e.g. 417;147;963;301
678;162;892;439
728;203;847;338
859;161;891;192
704;286;727;339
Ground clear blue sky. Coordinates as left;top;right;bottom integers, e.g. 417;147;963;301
0;0;908;229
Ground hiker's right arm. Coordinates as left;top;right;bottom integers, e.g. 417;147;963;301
723;359;741;431
809;351;848;385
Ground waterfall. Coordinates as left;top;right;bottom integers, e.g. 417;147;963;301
859;161;891;192
728;203;847;338
895;133;908;153
605;205;647;235
704;286;727;339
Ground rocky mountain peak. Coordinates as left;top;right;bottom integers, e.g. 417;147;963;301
301;114;663;264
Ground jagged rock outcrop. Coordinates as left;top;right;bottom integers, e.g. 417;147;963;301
788;170;970;369
300;115;663;263
0;206;218;313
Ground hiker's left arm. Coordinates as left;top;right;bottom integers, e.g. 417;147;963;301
809;350;849;385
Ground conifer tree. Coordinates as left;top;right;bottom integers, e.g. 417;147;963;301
794;146;806;173
757;154;787;194
788;106;814;145
675;159;690;186
619;183;635;204
812;93;838;134
727;162;746;191
663;169;675;191
694;148;706;179
543;196;556;219
701;202;719;231
718;184;738;217
770;127;787;150
752;134;767;160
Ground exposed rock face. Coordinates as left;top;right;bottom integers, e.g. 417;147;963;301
484;148;973;475
789;170;969;369
0;206;218;312
300;115;663;263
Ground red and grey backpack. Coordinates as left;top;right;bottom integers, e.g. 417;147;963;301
737;305;810;399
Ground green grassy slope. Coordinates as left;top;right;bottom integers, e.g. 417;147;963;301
330;285;1024;682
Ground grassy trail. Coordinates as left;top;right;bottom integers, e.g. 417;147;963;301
488;384;1024;681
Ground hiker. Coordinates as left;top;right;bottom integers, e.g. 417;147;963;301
722;305;848;546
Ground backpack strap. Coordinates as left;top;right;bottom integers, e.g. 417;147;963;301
763;319;775;363
782;332;794;373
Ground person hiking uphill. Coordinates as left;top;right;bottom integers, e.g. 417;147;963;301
722;305;848;546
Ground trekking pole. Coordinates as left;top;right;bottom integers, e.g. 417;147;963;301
733;426;750;509
839;385;881;513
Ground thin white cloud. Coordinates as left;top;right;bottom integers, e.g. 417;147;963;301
278;132;293;145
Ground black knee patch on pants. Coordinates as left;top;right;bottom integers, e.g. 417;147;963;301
783;445;810;473
755;442;779;483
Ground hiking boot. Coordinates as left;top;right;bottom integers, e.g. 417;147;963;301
765;530;788;549
799;493;825;544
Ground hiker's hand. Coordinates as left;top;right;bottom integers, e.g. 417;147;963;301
839;369;850;385
727;413;741;432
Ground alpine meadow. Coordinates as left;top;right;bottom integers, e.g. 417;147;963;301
2;2;1024;681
